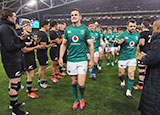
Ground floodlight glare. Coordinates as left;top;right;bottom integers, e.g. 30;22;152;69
27;0;37;7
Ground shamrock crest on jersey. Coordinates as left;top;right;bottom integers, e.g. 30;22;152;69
135;36;139;40
80;29;85;35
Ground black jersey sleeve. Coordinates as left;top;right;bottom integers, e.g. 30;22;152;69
49;30;58;40
38;31;48;43
141;39;160;67
0;25;25;51
24;34;35;47
140;32;146;39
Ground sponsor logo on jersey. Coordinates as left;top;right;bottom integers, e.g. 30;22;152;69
80;30;85;35
95;33;98;36
130;41;135;46
91;35;95;40
15;71;21;77
67;30;71;34
72;36;79;42
71;36;80;45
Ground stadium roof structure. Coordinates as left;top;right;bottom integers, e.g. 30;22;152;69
0;0;81;19
0;0;160;26
0;0;160;18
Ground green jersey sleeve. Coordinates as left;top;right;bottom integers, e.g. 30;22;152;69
64;29;68;40
117;33;124;40
85;28;92;40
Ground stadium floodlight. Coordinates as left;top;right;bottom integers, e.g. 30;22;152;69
27;0;37;7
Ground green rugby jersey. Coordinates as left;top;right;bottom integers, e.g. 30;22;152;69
100;30;105;41
105;33;115;47
118;30;140;60
64;24;91;62
91;31;101;52
114;33;120;40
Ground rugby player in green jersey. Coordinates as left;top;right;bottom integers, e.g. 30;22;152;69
88;22;103;80
105;27;116;66
59;8;94;110
113;27;120;63
96;25;105;72
117;19;140;99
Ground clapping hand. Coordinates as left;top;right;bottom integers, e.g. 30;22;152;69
25;41;32;46
137;52;147;60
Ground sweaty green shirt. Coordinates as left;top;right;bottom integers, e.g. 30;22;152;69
91;31;101;52
105;33;115;47
118;30;140;60
64;24;91;62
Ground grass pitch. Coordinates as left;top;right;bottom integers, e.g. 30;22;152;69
0;57;141;115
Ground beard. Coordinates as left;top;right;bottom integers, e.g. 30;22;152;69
128;29;135;34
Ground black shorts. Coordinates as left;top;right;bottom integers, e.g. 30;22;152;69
50;47;58;61
24;54;37;71
37;50;48;66
3;62;22;79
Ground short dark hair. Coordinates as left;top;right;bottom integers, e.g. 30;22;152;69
127;19;136;25
143;18;151;24
107;26;112;30
118;28;122;31
142;21;149;29
50;20;57;27
88;22;95;26
113;27;117;30
71;8;81;15
96;24;101;28
40;20;49;27
60;21;66;25
0;8;14;20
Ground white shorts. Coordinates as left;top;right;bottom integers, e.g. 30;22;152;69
114;46;120;51
87;53;90;60
94;51;99;58
105;47;114;53
98;46;103;52
87;52;99;59
103;43;106;48
118;59;137;68
67;61;88;75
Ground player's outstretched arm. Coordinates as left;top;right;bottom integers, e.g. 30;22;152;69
59;39;67;67
118;38;125;44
